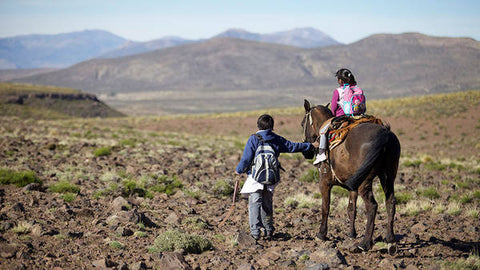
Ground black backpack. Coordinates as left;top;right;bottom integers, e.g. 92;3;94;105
251;134;280;185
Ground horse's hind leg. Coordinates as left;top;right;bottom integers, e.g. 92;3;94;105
380;171;397;243
348;190;358;238
357;180;377;251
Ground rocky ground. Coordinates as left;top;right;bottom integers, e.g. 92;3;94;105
0;102;479;269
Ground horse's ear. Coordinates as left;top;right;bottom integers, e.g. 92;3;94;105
326;102;330;108
304;99;311;112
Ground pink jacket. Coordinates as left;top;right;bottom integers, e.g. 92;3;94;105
330;88;345;117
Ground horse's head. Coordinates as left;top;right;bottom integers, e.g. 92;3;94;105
302;99;333;143
301;99;334;159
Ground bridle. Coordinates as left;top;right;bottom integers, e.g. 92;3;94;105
302;109;315;143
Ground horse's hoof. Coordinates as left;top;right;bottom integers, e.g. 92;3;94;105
349;232;357;239
315;233;328;241
352;241;373;253
387;243;397;255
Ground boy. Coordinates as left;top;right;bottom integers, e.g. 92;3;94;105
235;114;318;240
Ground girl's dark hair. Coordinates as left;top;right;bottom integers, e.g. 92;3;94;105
257;114;274;130
335;68;357;85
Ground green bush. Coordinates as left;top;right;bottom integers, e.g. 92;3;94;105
94;146;112;157
60;192;77;203
299;169;317;183
152;230;212;254
417;187;440;199
149;175;183;196
0;168;42;187
212;180;234;197
49;180;80;194
395;192;413;204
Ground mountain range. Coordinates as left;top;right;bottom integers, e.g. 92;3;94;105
0;28;340;69
9;32;480;115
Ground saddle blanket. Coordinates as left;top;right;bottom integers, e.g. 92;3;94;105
327;115;384;150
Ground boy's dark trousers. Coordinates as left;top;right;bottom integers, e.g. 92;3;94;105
248;186;274;237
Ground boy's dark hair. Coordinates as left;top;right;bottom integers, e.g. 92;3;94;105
335;68;357;85
257;114;274;130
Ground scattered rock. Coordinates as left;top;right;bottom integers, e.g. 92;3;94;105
155;252;192;270
410;222;428;235
405;264;419;270
111;196;131;212
165;212;181;225
23;183;45;192
68;231;83;238
130;261;148;270
378;258;396;270
309;247;346;268
11;202;25;212
236;232;257;248
237;263;255;270
0;244;17;259
304;263;329;270
116;226;134;237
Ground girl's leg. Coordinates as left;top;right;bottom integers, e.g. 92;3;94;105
248;191;264;239
313;124;330;164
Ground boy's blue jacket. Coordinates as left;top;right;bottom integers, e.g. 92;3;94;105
235;129;313;174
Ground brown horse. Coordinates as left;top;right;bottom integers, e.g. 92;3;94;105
302;100;401;251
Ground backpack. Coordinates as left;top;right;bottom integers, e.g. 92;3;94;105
338;84;366;116
251;134;280;185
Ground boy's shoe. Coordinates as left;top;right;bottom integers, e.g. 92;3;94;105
251;234;260;241
313;152;327;165
265;231;273;241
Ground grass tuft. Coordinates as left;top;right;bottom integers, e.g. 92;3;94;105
49;180;80;194
151;230;212;254
0;168;42;187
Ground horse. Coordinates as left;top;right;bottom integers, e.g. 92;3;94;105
301;99;401;251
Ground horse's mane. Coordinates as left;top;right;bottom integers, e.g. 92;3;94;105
313;104;334;119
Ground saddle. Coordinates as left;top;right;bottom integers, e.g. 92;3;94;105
323;115;384;151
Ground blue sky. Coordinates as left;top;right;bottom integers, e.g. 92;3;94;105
1;0;479;44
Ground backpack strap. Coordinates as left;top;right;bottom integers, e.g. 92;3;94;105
254;133;264;142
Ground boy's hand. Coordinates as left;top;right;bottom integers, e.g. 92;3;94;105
312;141;320;148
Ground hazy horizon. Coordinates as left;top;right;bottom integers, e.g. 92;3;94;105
1;0;479;44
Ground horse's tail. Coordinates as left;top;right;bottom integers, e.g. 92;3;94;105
344;127;393;191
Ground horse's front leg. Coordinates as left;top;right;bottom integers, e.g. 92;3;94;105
348;190;358;238
317;171;332;241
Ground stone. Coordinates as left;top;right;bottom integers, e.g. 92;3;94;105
237;263;255;270
165;212;181;225
309;247;346;268
23;183;45;192
155;252;192;270
378;258;396;270
0;244;17;259
12;202;25;212
236;232;257;248
130;261;148;270
304;263;329;270
410;222;428;235
112;196;131;212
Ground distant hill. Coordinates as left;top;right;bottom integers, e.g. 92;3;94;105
11;33;480;115
0;68;59;81
0;30;127;69
99;36;196;58
0;28;340;70
215;28;342;48
0;83;125;118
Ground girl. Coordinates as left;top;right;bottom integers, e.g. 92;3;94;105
313;68;361;165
